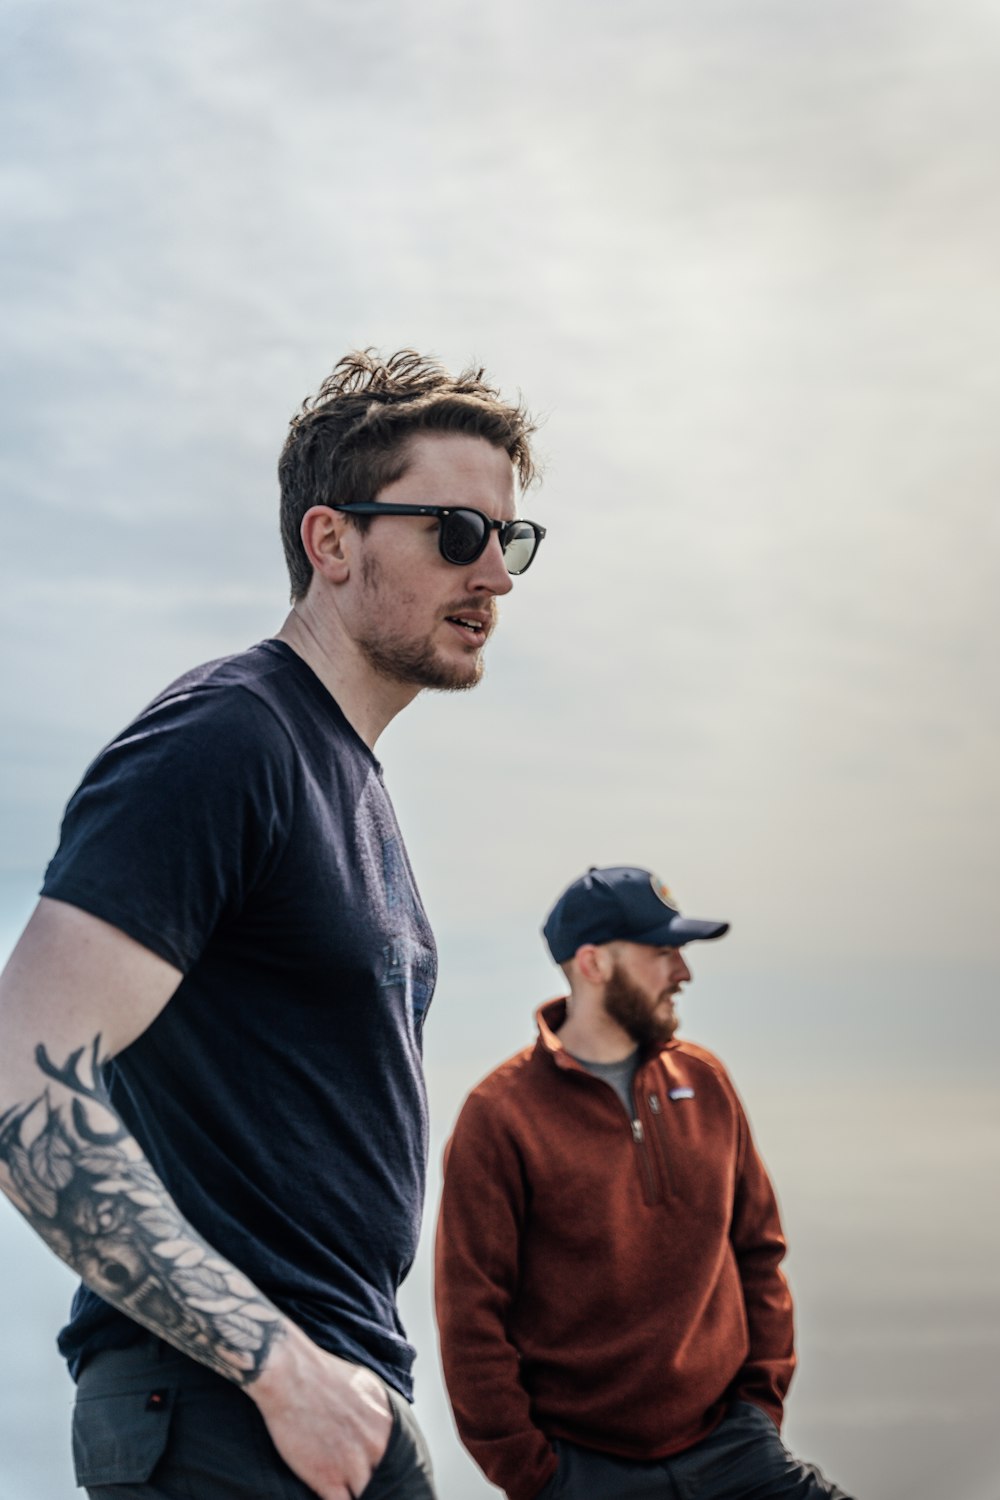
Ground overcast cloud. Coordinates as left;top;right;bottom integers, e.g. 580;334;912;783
2;3;998;1496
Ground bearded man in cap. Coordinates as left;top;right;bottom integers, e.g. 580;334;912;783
434;865;854;1500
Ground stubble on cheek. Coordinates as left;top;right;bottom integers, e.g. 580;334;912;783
356;554;485;692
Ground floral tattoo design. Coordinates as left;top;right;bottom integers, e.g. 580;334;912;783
0;1038;284;1383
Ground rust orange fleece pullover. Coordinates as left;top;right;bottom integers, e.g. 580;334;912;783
434;1000;795;1500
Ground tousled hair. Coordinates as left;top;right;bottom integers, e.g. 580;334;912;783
278;348;539;600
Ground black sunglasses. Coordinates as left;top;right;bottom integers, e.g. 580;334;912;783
330;503;546;575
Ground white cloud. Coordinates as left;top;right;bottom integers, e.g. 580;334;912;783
2;3;999;1493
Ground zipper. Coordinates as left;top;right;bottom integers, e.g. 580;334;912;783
630;1114;659;1204
646;1091;675;1195
559;1060;662;1205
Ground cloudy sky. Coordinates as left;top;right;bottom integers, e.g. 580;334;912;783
2;2;999;1497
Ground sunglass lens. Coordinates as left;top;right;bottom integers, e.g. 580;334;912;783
501;522;539;575
441;509;488;564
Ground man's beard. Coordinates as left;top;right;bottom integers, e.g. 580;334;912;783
358;630;484;692
356;553;492;692
603;961;679;1048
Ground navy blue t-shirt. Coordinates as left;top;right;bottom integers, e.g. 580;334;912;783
41;640;437;1397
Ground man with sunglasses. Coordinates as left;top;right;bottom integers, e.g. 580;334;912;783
435;866;855;1500
0;350;543;1500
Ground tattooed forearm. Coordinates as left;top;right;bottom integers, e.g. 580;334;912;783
0;1037;286;1384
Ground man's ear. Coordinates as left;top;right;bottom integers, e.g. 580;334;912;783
300;506;355;585
573;944;611;985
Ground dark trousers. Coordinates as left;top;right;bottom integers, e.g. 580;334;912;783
71;1336;437;1499
539;1401;854;1500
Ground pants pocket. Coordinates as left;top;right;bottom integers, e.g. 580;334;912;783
728;1398;780;1433
533;1444;566;1499
356;1392;400;1496
72;1385;176;1487
358;1387;436;1499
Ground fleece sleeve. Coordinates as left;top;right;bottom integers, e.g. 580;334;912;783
728;1100;797;1427
434;1092;558;1500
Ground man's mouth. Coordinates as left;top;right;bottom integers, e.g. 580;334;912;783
444;609;493;646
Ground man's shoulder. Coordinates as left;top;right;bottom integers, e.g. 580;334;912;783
149;640;297;716
667;1039;738;1090
446;1042;544;1161
467;1042;538;1100
131;640;342;755
110;645;285;757
455;1042;541;1123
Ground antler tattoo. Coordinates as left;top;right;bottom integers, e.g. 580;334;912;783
0;1037;285;1383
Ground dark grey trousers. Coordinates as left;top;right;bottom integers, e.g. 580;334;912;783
71;1336;437;1499
538;1401;854;1500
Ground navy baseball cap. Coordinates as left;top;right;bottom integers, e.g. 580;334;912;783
542;865;729;963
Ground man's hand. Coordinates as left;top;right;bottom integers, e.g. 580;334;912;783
248;1322;394;1500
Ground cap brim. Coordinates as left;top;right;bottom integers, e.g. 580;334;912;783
631;916;729;947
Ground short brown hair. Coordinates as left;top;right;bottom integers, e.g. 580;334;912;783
278;348;539;601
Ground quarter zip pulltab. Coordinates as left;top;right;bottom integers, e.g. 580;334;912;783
649;1093;662;1114
632;1115;657;1202
629;1095;659;1204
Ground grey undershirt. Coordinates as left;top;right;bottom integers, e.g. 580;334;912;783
570;1048;641;1118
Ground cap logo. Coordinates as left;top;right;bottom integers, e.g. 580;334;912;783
651;875;678;911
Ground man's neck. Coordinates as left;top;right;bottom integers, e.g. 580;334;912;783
274;605;419;750
556;1002;637;1064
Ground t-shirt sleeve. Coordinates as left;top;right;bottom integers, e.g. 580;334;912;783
41;686;292;973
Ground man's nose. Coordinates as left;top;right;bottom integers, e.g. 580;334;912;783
672;952;691;983
469;531;515;595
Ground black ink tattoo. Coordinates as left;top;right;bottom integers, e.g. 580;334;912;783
0;1037;285;1383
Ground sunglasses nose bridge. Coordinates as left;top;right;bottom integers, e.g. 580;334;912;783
492;519;534;576
479;518;518;580
498;520;541;576
439;510;539;575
